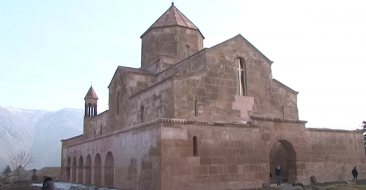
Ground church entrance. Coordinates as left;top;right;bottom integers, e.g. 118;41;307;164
269;140;297;184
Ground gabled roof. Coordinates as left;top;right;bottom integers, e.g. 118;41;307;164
209;34;273;64
84;86;98;100
107;66;153;88
140;3;204;38
118;66;153;75
272;79;299;95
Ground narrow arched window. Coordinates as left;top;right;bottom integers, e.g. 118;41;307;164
185;46;190;58
94;104;97;116
236;58;247;96
117;91;120;116
193;136;198;156
141;105;144;122
100;124;102;135
88;103;92;117
194;100;198;117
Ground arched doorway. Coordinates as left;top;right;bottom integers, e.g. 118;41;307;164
85;155;92;185
94;153;102;186
104;152;114;187
269;140;297;184
72;157;77;182
66;157;71;181
77;156;84;183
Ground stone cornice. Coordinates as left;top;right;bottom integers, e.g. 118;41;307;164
250;116;307;124
61;134;83;142
307;128;361;133
62;118;258;148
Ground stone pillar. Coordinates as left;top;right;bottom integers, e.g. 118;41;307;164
77;166;83;184
93;166;102;186
104;166;115;187
101;164;105;186
31;169;37;181
84;105;87;117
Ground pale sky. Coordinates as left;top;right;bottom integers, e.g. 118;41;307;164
0;0;365;130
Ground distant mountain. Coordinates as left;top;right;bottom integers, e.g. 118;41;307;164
0;106;83;169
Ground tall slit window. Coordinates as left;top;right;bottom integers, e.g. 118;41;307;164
141;105;144;122
88;103;92;117
185;46;190;58
194;100;198;117
236;58;247;96
193;136;198;156
117;91;120;116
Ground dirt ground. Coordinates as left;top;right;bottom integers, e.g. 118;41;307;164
0;181;39;190
1;181;366;190
313;182;366;190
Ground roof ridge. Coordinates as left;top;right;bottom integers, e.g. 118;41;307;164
175;7;188;28
140;3;203;38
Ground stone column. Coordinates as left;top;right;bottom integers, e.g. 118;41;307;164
77;166;83;183
31;169;37;181
84;105;87;117
101;164;105;186
104;166;115;187
93;166;102;186
94;105;97;116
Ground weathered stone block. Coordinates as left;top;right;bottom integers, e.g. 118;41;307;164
281;186;303;190
209;166;217;174
356;179;366;185
200;157;212;165
197;166;208;175
311;175;318;184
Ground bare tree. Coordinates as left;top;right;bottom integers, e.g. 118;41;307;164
8;150;34;180
0;165;5;182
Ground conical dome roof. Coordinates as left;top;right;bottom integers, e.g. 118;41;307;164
141;3;204;38
84;86;98;100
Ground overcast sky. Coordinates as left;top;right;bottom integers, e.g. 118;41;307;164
0;0;365;130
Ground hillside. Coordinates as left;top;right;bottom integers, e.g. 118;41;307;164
0;106;83;169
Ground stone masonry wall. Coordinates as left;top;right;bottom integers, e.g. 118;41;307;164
173;72;244;122
271;80;298;120
159;121;366;190
86;111;109;137
107;70;156;131
61;123;162;190
300;128;366;183
256;119;366;184
128;73;157;97
128;79;174;126
108;69;129;130
160;122;265;190
141;27;203;74
156;50;207;81
205;35;298;120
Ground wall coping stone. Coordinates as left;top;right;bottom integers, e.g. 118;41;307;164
62;118;258;148
251;116;308;124
307;128;362;133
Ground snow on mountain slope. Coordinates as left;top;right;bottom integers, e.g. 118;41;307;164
0;106;83;169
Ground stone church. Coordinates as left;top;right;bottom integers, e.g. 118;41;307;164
61;3;366;190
